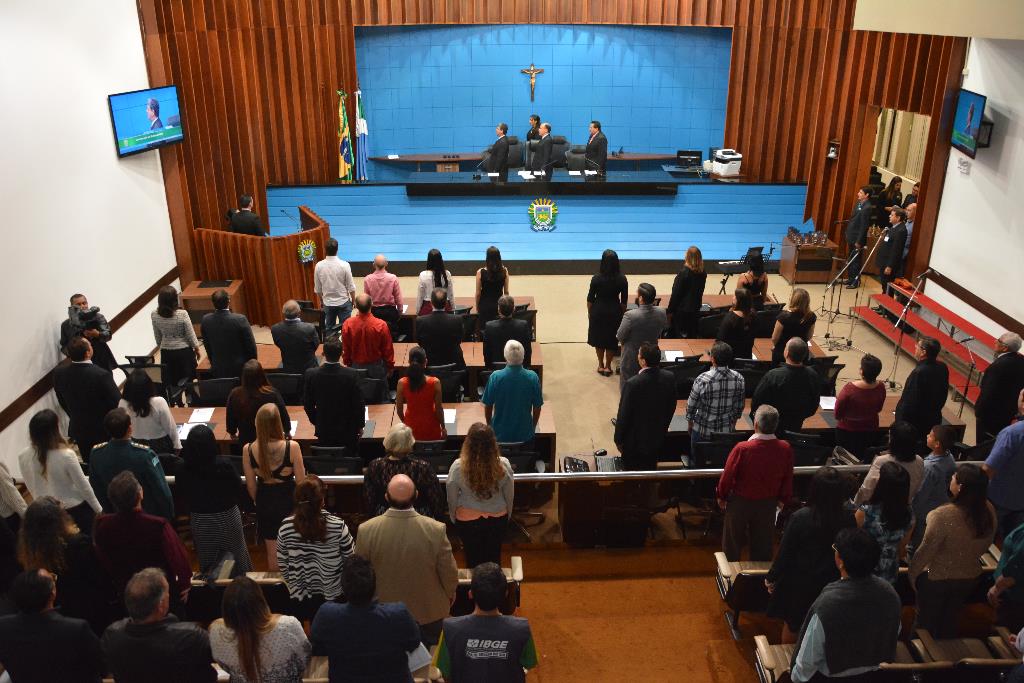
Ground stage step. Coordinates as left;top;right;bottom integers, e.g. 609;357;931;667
890;283;998;350
870;294;991;372
853;305;981;404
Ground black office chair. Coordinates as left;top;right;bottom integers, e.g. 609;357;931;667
710;431;746;446
119;357;179;404
512;309;538;341
736;368;766;398
751;309;778;338
303;454;363;476
524;139;538;170
733;359;772;372
505;136;523;169
565;147;586;171
762;302;784;313
413;440;447;455
821;364;845;396
434;370;467;403
663;360;711;399
476;370;497;400
426;451;459;474
359;377;389;405
690;440;735;469
267;373;303;404
461;312;479;342
191;377;240;407
697;313;727;338
550;136;570;167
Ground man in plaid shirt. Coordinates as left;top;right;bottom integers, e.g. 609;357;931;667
686;342;746;453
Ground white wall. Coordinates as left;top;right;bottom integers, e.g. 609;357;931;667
928;38;1024;335
0;0;177;474
855;0;1024;40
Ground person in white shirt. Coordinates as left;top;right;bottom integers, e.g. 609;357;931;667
17;409;103;533
417;249;455;316
119;370;181;454
313;237;356;332
0;460;26;526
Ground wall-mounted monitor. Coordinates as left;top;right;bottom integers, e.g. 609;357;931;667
951;88;986;159
108;85;184;158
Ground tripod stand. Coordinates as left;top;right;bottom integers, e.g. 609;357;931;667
883;270;927;391
954;336;979;418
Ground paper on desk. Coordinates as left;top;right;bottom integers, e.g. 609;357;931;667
443;409;457;424
177;423;202;439
386;154;400;159
664;351;685;362
584;170;598;176
568;170;582;176
288;419;299;438
819;396;837;410
486;172;499;177
189;408;215;423
517;170;534;178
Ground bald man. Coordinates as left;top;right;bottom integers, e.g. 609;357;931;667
356;474;458;646
363;254;403;338
341;294;395;401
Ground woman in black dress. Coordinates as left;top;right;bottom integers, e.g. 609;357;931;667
716;288;756;360
737;255;769;310
666;246;707;338
587;249;628;376
771;288;817;364
766;467;856;642
475;246;509;327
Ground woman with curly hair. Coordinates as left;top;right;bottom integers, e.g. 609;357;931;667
445;423;514;567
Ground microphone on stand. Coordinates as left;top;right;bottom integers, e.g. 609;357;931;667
916;268;934;280
954;336;975;345
280;209;299;229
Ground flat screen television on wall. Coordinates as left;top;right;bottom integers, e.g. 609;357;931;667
108;85;184;158
950;88;986;159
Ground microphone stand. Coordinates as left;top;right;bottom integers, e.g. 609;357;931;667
820;254;854;349
954;336;978;418
844;227;889;349
884;271;928;390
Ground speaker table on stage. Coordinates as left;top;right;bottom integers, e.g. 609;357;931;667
780;233;838;285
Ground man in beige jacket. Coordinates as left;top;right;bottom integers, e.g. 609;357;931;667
355;474;459;646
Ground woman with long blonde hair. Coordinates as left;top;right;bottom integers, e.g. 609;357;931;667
242;403;305;571
445;423;514;567
666;246;708;337
771;287;817;364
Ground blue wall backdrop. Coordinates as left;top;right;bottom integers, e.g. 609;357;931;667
355;24;731;179
267;183;808;263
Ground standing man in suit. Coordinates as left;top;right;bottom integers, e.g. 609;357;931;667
415;288;466;369
903;202;917;266
270;300;319;374
482;296;532;366
976;333;1024;442
875;208;909;294
302;336;365;453
53;337;120;460
531;123;553;180
895;337;950;444
60;292;117;371
485;123;510;180
146;97;163;130
845;186;873;288
614;342;677;471
200;289;257;379
228;194;263;235
585;120;608;174
615;283;668;390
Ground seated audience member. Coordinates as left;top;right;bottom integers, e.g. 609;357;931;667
364;424;444;519
364;254;404;335
910;424;957;550
789;528;901;682
855;421;925;505
894;336;949;443
447;425;514;568
343;293;395;383
751;338;821;435
766;467;856;643
176;424;253;575
243;403;306;572
201;288;258;379
0;459;25;530
311;555;422;683
229;193;264;235
435;562;539;683
666;245;707;338
102;567;217;683
302;335;365;452
53;337;120;459
17;497;115;634
276;476;354;621
93;472;192;607
770;288;816;364
395;346;445;441
417;248;455;316
686;342;746;449
834;353;886;461
0;569;104;683
738;254;769;310
717;405;794;561
271;299;320;373
119;369;181;453
211;576;311;682
856;462;914;584
614;342;677;471
60;292;117;371
976;332;1024;442
415;287;466;368
89;407;174;520
151;286;200;407
356;474;458;646
226;360;291;448
985;389;1024;537
481;340;544;445
910;464;996;637
483;295;532;366
616;282;668;388
992;517;1024;631
716;288;756;361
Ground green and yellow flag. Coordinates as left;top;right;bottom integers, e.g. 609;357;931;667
337;90;353;182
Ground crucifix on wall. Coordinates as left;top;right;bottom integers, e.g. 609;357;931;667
521;63;544;101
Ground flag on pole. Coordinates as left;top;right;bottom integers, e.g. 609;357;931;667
337;90;353;182
354;90;369;182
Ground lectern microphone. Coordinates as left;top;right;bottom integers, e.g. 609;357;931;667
280;209;299;229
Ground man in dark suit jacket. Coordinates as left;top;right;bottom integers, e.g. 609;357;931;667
60;292;117;371
200;288;257;378
53;337;120;459
0;569;104;683
485;123;510;180
976;333;1024;442
530;123;553;180
585;120;608;174
302;336;365;453
875;208;909;294
415;288;466;369
845;186;873;287
228;193;263;235
895;336;950;442
482;296;532;367
271;299;320;374
614;342;678;471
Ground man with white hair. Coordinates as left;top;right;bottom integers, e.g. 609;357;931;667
271;299;320;373
481;339;543;444
363;254;403;337
717;404;794;561
976;332;1024;442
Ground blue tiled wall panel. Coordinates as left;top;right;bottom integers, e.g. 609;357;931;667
266;183;808;263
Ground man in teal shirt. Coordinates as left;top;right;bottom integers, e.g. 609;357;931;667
481;340;543;444
89;408;174;520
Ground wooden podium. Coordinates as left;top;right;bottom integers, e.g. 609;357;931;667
779;234;839;285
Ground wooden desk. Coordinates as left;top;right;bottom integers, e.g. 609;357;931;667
438;402;557;467
371;153;675;172
658;338;825;361
780;235;839;285
393;342;543;393
181;279;247;317
198;343;323;373
170;404;395;446
404;296;537;337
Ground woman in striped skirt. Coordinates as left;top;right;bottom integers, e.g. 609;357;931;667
177;424;253;575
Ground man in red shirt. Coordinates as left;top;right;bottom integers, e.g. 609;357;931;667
717;404;794;561
342;294;395;401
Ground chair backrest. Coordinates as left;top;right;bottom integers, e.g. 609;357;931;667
664;361;711;398
426;363;458;375
193;377;241;407
359;377;388;405
710;431;746;445
310;446;351;459
461;312;479;342
691;440;735;469
791;443;831;467
736;368;766;398
751;309;778;338
452;306;471;316
304;455;363;476
435;370;466;403
498;442;524;455
505;136;523;169
124;354;156;367
267;373;303;403
550;136;570;166
781;430;822;446
733;359;772;372
823;364;845;396
414;440;447;455
565;151;586;171
118;363;165;387
697;312;727;338
952;437;996;462
427;451;459;474
512;309;537;341
506;453;538;474
525;139;539;168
